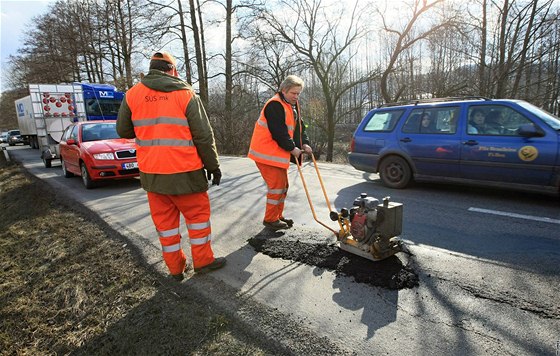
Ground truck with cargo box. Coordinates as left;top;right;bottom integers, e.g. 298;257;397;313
15;83;124;168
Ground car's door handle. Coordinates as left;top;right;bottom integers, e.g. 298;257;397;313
400;137;412;143
462;140;479;146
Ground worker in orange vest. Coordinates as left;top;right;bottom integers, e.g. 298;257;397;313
117;52;225;281
248;75;313;230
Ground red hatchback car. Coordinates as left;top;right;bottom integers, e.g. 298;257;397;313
59;121;139;188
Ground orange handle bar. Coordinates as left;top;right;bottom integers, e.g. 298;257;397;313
295;154;339;236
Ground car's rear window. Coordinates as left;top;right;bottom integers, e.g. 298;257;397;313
363;110;404;132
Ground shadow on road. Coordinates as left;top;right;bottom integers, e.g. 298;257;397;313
243;228;418;338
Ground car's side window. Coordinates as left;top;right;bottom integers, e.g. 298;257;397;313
70;126;78;140
402;107;459;134
468;105;534;136
61;127;71;141
363;110;404;132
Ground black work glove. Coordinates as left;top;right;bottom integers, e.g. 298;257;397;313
206;168;222;186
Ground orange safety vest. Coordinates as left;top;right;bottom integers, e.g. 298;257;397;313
125;83;203;174
248;94;297;169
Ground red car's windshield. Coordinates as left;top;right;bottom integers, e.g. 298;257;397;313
81;124;120;142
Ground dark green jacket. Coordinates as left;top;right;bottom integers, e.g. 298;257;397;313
117;70;219;195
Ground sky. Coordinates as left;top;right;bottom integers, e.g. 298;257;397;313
0;0;232;93
0;0;54;91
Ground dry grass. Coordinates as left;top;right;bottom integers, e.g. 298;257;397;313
0;153;272;355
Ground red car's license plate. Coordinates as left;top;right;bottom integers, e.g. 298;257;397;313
122;162;138;170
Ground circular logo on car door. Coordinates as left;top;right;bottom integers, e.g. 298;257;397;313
518;146;538;161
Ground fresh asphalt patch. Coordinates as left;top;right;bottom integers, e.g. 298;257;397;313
248;228;419;290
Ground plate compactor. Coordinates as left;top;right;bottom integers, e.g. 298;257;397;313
296;154;404;261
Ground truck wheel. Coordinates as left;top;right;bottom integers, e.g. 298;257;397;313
80;162;96;189
43;157;52;168
379;156;412;189
61;159;74;178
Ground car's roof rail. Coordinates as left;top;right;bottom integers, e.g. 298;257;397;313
377;96;492;108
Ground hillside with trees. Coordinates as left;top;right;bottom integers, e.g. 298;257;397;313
1;0;558;161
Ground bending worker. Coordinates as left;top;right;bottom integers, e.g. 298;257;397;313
117;52;225;281
248;75;313;231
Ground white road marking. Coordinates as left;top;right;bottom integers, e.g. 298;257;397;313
468;207;560;225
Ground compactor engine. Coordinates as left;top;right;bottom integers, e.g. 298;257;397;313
330;193;404;261
294;153;405;262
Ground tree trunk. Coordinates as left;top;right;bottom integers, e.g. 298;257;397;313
478;0;488;96
188;0;208;104
224;0;233;153
177;0;192;83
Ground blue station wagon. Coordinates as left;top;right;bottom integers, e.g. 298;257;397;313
348;97;560;196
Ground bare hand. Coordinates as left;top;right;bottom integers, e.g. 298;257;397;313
290;147;302;157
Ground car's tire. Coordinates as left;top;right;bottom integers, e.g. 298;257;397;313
61;158;74;178
379;156;412;189
43;157;52;168
80;162;96;189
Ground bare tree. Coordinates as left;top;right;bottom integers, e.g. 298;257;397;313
4;0;560;131
494;0;556;98
0;88;29;130
425;3;471;97
479;0;489;96
188;0;209;103
378;0;457;103
146;0;196;83
255;0;379;161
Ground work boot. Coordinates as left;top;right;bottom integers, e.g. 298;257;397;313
171;273;184;282
279;217;294;227
170;263;191;281
194;257;226;274
263;220;289;231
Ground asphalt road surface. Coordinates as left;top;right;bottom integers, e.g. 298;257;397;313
6;145;560;355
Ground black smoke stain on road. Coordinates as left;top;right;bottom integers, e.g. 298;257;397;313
248;229;419;290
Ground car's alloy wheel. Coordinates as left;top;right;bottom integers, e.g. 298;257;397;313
61;158;74;178
80;162;96;189
379;156;412;189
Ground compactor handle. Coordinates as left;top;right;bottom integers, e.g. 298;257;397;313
295;154;339;236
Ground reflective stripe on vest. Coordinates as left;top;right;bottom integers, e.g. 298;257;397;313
248;149;290;165
125;83;203;174
133;117;190;127
248;94;297;169
136;138;195;147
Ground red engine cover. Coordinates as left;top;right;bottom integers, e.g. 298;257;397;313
350;213;367;239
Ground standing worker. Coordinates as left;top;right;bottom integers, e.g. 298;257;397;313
248;75;313;230
117;52;225;281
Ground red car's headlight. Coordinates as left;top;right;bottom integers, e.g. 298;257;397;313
93;152;115;160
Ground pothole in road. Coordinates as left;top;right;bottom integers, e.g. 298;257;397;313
248;229;419;290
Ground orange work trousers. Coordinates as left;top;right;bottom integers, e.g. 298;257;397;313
147;191;216;274
255;162;289;223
